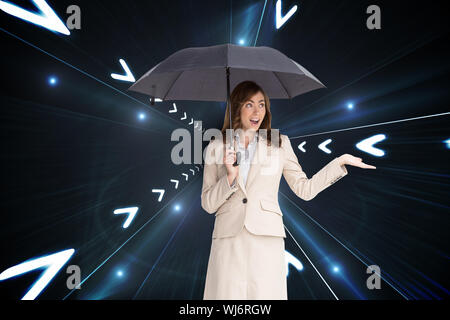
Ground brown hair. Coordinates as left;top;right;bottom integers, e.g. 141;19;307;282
220;81;282;147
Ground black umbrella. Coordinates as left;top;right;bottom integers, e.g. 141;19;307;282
128;43;326;165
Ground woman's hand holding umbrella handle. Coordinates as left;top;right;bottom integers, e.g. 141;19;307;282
338;154;377;169
224;147;239;183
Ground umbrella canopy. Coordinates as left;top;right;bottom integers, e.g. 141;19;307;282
127;43;326;102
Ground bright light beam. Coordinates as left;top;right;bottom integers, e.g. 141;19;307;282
284;226;339;300
0;249;75;300
280;192;409;300
63;177;199;300
0;27;185;129
290;112;450;139
0;0;70;35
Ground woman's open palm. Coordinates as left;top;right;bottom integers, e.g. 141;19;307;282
339;154;376;169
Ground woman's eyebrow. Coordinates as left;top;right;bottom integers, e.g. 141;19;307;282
248;99;265;103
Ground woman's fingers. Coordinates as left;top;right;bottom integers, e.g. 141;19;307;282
223;149;236;165
360;162;376;169
353;158;376;169
342;155;377;169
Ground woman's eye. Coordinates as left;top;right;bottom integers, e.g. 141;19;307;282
259;104;264;108
246;103;252;107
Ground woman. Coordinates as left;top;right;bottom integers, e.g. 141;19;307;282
201;81;376;300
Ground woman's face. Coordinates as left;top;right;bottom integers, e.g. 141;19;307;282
239;91;266;132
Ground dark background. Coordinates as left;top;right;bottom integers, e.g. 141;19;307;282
0;0;449;300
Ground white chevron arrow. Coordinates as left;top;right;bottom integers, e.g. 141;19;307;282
189;118;193;125
182;173;188;181
149;97;162;103
0;0;70;35
285;250;303;277
180;112;187;120
113;207;138;229
169;103;177;113
0;249;75;300
318;139;333;154
356;134;386;157
276;0;298;29
298;141;306;153
170;179;179;189
152;189;165;202
195;166;200;171
190;169;195;175
111;59;135;82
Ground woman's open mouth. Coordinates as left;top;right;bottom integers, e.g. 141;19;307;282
250;119;259;126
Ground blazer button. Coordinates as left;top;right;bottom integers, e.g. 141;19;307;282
242;198;247;203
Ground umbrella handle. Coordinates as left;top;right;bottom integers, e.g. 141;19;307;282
233;151;241;166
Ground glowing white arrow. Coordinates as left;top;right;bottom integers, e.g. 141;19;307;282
0;249;75;300
170;179;179;189
149;97;162;103
152;189;165;202
318;139;333;154
180;112;187;120
113;207;138;229
182;173;188;181
190;169;195;175
169;103;177;113
298;141;306;153
111;59;135;82
285;250;303;277
276;0;298;29
195;166;200;171
0;0;70;35
356;134;386;157
189;118;193;125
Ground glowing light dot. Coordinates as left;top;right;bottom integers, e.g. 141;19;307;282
444;138;450;149
48;76;58;86
333;266;339;273
138;113;146;120
239;39;245;45
347;103;353;110
174;204;180;211
117;270;123;277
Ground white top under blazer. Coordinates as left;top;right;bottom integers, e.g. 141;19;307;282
227;131;259;189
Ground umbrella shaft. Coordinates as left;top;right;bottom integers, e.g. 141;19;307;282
226;67;231;130
226;67;239;166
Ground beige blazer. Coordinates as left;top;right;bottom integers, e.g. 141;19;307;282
201;132;348;239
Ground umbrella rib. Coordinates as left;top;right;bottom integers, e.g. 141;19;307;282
272;71;291;99
163;71;184;101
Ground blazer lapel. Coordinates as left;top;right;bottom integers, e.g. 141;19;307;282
244;138;262;191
